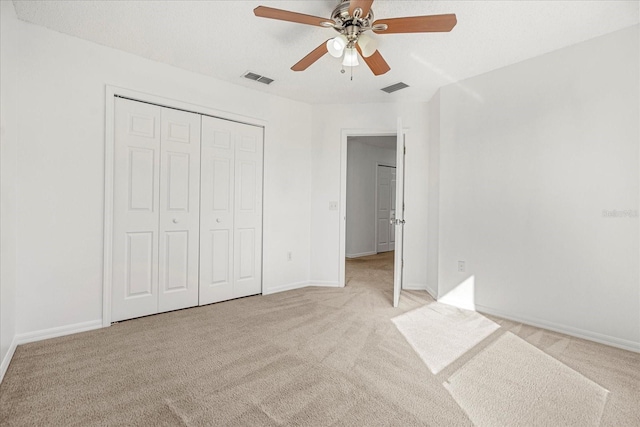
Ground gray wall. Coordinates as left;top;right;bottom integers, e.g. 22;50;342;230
346;139;396;257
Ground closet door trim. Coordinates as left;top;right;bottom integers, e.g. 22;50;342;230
103;85;266;327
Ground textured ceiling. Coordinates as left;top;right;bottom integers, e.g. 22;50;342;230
12;0;640;105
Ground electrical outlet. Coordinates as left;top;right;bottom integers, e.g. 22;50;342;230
287;251;293;261
329;201;338;211
458;261;465;272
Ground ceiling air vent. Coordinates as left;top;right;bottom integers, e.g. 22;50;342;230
242;71;274;85
257;76;274;85
381;82;409;94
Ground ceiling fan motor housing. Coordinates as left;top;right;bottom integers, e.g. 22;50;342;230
331;0;375;38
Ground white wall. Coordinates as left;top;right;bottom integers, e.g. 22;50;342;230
0;0;19;379
6;9;313;337
435;25;639;350
346;140;396;257
310;102;431;290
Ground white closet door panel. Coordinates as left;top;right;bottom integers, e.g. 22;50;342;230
237;228;256;279
163;231;189;289
112;98;161;322
125;232;155;296
128;149;155;211
199;116;235;305
233;129;263;299
158;107;201;313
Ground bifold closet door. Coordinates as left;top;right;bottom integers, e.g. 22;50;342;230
200;115;263;305
112;98;201;322
157;107;201;313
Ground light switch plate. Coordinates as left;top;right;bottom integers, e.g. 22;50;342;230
329;201;338;211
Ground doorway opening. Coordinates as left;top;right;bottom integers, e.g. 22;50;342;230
343;134;398;304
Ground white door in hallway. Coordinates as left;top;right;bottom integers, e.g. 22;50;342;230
112;98;201;322
376;165;396;253
199;115;263;305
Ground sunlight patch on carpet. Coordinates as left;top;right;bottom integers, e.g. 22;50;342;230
391;302;500;374
444;332;609;427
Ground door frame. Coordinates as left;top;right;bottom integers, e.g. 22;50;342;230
374;162;396;255
339;127;408;288
103;85;266;327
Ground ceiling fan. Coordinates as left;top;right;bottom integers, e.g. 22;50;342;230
254;0;457;76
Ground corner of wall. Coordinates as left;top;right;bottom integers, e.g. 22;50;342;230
0;336;17;383
0;0;19;383
427;89;441;299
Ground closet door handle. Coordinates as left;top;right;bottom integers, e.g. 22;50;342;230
216;218;222;223
172;218;178;224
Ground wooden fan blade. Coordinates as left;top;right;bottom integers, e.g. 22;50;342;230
349;0;374;18
356;45;390;76
254;6;329;27
373;14;457;34
292;41;329;71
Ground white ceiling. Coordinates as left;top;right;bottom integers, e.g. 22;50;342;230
12;0;639;105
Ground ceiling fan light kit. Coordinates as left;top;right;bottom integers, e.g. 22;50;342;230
254;0;457;76
342;48;359;67
327;34;348;58
356;33;377;58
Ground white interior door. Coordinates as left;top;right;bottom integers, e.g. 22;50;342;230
200;116;263;305
393;119;405;308
112;98;161;321
376;165;391;253
158;107;201;313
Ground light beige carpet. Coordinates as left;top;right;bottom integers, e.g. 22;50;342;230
1;252;639;426
392;302;500;374
444;332;609;426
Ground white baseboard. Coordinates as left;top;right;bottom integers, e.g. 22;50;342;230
15;319;103;346
475;304;640;353
309;281;342;287
346;251;376;259
262;281;310;295
262;279;346;296
0;336;18;384
403;284;428;291
424;285;437;300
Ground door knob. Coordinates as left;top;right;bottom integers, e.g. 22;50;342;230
216;218;221;223
172;219;178;224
